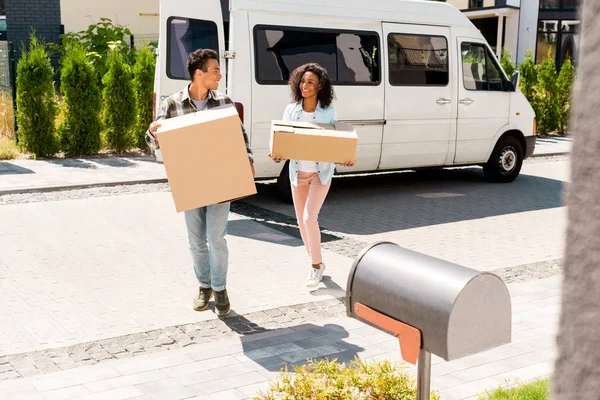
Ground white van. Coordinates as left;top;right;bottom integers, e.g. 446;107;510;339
154;0;536;200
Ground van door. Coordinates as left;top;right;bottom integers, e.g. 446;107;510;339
380;23;455;170
455;39;510;164
157;0;226;105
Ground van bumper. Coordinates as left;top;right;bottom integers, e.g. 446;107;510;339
524;136;536;159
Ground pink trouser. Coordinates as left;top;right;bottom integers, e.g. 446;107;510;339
291;171;332;264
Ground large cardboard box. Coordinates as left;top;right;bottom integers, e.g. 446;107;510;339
270;121;358;164
156;106;256;213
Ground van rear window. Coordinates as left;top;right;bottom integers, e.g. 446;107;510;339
254;26;380;85
167;17;218;80
388;33;449;86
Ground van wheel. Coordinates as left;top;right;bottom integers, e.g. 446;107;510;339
483;136;523;183
277;162;293;203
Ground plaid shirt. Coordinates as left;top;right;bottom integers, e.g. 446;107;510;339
156;85;253;161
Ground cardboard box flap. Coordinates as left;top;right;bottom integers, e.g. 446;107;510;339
157;105;239;134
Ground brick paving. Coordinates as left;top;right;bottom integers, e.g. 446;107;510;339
0;156;568;398
0;276;561;400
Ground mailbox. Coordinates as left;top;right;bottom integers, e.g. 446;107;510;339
346;241;512;399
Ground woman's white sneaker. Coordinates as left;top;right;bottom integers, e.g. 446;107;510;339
306;264;326;288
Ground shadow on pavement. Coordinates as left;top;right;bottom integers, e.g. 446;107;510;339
248;167;565;236
92;158;137;168
46;159;96;169
0;161;34;175
227;219;302;247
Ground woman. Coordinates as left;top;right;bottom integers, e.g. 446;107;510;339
269;63;354;288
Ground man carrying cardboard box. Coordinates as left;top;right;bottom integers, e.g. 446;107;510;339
148;49;254;317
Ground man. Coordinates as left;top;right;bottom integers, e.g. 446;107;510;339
148;49;254;316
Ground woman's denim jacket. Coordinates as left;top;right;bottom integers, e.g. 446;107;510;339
282;101;336;187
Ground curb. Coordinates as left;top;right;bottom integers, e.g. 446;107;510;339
0;178;168;196
530;151;570;158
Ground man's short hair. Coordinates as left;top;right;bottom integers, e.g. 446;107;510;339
187;49;219;81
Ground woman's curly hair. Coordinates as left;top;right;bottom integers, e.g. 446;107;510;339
288;63;335;108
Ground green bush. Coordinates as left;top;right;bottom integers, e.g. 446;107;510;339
58;43;102;156
132;45;156;149
102;46;135;152
479;377;549;399
536;52;559;134
16;33;58;158
53;18;134;87
519;51;538;111
255;358;440;400
556;58;574;135
501;48;516;77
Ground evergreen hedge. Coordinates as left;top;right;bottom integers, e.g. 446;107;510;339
59;43;102;156
16;34;58;158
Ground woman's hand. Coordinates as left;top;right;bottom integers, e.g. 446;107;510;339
268;153;285;163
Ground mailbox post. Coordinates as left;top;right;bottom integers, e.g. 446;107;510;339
346;242;512;400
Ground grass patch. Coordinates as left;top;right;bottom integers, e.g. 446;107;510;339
255;358;440;400
0;136;19;160
479;378;550;400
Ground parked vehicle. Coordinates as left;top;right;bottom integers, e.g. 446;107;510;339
154;0;536;200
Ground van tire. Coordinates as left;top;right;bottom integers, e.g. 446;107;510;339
483;136;523;183
277;162;293;203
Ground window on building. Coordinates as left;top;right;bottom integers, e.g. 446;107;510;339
167;17;218;80
388;33;448;86
461;43;505;91
254;26;380;85
536;19;579;68
469;0;484;8
540;0;578;9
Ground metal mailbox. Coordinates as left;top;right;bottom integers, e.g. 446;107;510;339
346;241;512;399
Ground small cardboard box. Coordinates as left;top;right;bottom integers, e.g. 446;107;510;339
270;121;358;164
156;106;256;213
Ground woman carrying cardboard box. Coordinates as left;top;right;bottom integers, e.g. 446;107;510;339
269;63;354;288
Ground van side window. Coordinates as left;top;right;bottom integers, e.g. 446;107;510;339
461;43;505;91
254;26;380;85
387;33;449;86
167;17;218;80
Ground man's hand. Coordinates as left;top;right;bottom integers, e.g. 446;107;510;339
338;161;355;167
250;159;255;177
148;121;162;137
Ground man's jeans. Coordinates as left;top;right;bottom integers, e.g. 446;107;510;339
183;202;230;292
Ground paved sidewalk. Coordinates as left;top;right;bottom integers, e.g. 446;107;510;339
0;276;560;400
0;138;570;194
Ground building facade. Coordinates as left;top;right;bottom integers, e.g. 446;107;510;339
445;0;580;69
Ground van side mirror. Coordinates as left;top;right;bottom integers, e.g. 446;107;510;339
510;70;520;91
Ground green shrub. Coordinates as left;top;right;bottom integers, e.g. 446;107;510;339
519;50;538;111
536;52;559;134
15;33;58;158
53;18;134;87
501;48;516;77
556;58;574;135
132;45;156;149
58;43;102;156
102;46;135;152
255;358;440;400
479;377;549;400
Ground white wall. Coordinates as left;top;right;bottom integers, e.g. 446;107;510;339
60;0;159;44
504;11;520;63
517;0;539;64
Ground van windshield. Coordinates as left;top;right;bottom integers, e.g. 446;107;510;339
167;17;218;80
